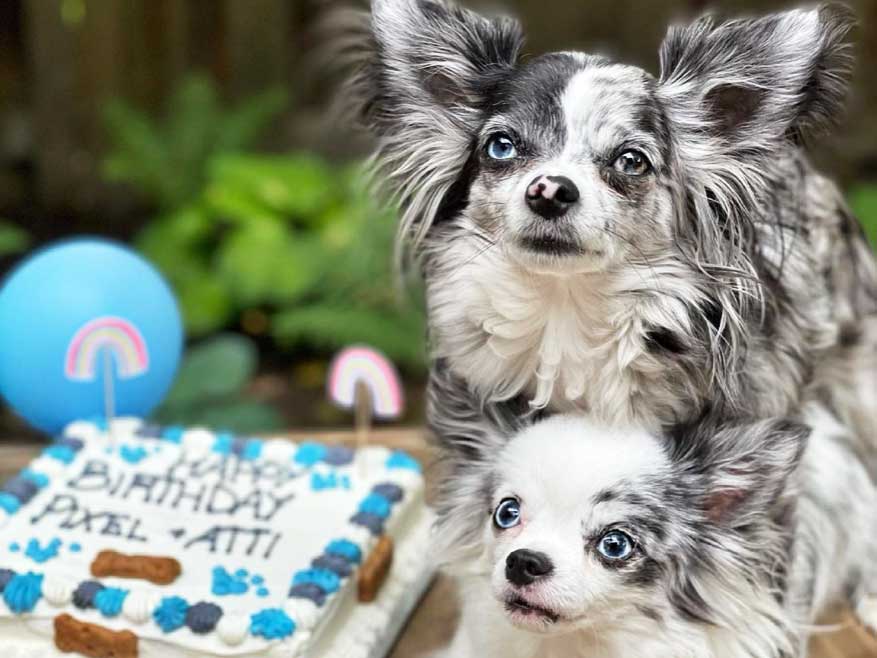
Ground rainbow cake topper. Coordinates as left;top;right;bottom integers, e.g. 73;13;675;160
65;316;150;381
328;346;404;420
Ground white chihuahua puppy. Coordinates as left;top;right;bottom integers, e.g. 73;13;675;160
436;409;877;658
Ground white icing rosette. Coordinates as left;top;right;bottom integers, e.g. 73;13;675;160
122;590;162;624
109;417;144;435
41;574;75;607
62;420;102;442
383;466;423;492
217;613;250;646
27;455;67;478
262;439;295;464
181;428;216;458
284;598;321;632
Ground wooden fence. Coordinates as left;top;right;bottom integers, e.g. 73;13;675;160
1;0;875;224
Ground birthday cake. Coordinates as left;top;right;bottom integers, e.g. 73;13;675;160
0;417;433;658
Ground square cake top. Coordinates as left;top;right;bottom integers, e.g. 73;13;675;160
0;418;426;656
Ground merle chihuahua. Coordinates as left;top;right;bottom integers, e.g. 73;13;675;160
345;0;877;577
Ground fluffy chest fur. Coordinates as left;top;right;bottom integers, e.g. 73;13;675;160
429;240;728;428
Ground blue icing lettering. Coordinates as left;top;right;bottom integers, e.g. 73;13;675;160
0;494;21;514
242;440;263;461
293;442;327;467
119;445;148;465
256;587;269;598
234;568;248;579
9;542;20;552
386;450;420;472
212;434;234;456
3;573;43;613
212;567;248;596
358;493;391;519
292;568;340;594
251;575;264;586
326;539;361;564
20;470;49;489
186;601;223;634
154;596;189;633
69;543;81;553
94;587;128;617
25;538;62;564
43;445;76;465
251;608;295;640
161;426;185;443
311;471;349;491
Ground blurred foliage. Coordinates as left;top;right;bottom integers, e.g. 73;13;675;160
101;75;426;373
103;75;288;209
153;334;283;432
0;222;30;257
850;184;877;250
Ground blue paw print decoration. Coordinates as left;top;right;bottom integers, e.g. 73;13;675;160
211;567;269;597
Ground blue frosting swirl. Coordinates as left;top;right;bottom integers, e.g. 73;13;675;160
94;587;128;617
294;442;328;467
154;596;189;633
251;608;296;640
358;493;391;519
73;581;105;609
185;601;223;634
325;539;362;564
3;572;43;613
292;568;340;594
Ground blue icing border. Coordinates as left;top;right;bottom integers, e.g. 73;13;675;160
251;608;295;640
94;587;128;617
3;572;43;613
154;596;189;633
325;539;362;564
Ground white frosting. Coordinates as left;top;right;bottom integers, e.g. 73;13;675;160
0;416;429;658
41;574;73;607
62;420;102;442
122;590;161;624
216;613;250;646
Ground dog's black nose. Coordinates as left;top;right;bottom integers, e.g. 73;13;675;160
506;549;554;587
525;175;580;219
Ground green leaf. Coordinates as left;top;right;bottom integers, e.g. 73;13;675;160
218;88;289;153
216;219;325;306
162;334;258;409
176;275;233;336
273;306;426;370
849;185;877;251
0;222;30;256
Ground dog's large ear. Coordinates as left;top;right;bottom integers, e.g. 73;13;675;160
669;413;810;525
350;0;524;247
658;5;854;146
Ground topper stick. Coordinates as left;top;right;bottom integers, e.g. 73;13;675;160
354;380;373;476
102;348;116;446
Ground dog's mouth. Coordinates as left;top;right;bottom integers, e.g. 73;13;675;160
504;594;560;626
517;235;590;257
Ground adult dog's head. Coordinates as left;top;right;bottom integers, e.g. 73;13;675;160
349;0;852;276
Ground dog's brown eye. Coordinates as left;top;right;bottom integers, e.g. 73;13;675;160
613;150;651;176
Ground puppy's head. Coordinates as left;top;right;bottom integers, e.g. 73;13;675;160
351;0;853;274
454;414;808;636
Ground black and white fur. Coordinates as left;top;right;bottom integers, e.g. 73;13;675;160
436;408;877;658
347;0;877;435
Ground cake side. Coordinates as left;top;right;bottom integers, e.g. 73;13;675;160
0;418;431;657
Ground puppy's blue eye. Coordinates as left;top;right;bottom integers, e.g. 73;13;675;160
486;134;517;161
613;150;651;176
493;498;521;530
597;530;634;561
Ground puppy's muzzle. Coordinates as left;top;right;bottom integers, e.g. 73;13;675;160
526;175;580;220
506;548;554;587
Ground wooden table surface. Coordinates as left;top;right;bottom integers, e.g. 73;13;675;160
1;429;875;657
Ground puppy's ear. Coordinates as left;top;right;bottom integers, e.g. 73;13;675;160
669;414;810;524
658;5;854;144
350;0;524;247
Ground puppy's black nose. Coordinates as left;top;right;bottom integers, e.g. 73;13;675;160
525;175;580;220
506;549;554;587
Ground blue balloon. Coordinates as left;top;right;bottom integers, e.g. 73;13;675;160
0;238;183;433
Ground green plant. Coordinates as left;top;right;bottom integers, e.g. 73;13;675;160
153;334;283;432
135;154;426;370
850;184;877;251
0;222;30;257
102;75;287;210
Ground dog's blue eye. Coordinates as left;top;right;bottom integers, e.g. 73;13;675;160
597;530;634;560
493;498;521;530
486;135;517;161
613;150;651;176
